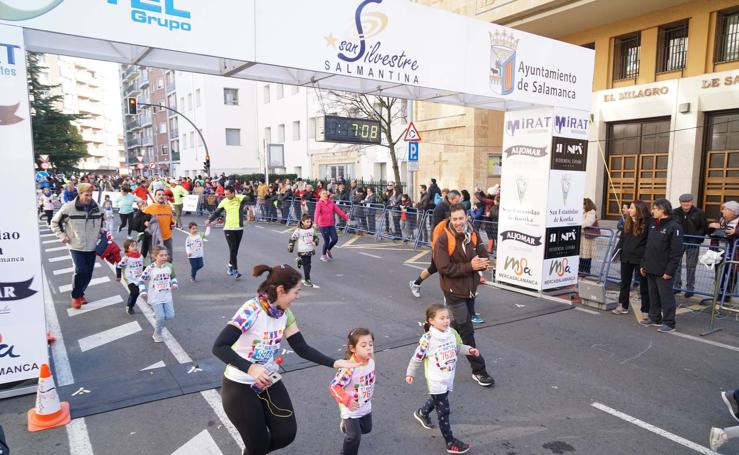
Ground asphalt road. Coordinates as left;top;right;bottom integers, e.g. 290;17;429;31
3;214;739;455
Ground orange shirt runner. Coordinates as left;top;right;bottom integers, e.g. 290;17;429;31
144;203;174;240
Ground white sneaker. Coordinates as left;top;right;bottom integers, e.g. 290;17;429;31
152;333;163;343
611;305;629;315
710;427;728;450
409;280;421;298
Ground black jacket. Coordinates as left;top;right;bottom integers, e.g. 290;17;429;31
672;206;708;244
616;218;651;265
642;217;683;276
432;199;451;229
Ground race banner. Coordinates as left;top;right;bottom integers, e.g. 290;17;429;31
0;24;47;384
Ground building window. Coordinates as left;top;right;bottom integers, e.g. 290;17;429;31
156;78;164;90
226;128;241;146
195;89;201;108
487;154;502;177
702;112;739;219
264;127;272;143
277;124;285;143
187;93;192;111
161;145;169;157
276;84;284;99
613;33;641;81
291;85;299;95
159;123;166;134
716;8;739;63
189;132;194;149
292;121;301;141
263;85;270;103
224;88;239;105
657;21;688;72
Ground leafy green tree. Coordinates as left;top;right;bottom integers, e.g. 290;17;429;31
27;53;89;173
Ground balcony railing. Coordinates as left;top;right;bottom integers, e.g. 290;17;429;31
123;83;140;97
140;113;153;127
122;65;138;81
126;137;141;148
125;116;140;130
169;128;179;139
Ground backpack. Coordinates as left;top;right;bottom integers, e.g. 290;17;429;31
432;220;477;256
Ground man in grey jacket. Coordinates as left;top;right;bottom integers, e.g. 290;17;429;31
51;183;103;309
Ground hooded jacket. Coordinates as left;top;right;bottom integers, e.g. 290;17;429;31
50;198;104;252
642;216;683;276
313;199;348;228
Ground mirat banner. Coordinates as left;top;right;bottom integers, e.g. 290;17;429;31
0;24;47;384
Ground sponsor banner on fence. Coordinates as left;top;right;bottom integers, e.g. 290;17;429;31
544;226;581;259
542;255;580;289
0;24;47;384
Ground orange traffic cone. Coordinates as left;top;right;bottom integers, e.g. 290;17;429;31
27;363;71;432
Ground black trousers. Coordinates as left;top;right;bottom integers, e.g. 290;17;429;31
221;377;297;455
44;210;53;225
300;254;312;281
647;273;677;328
126;283;139;309
618;261;650;312
224;229;244;270
341;413;372;455
445;294;487;375
119;212;134;235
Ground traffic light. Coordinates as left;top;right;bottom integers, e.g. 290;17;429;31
203;155;210;174
126;97;137;115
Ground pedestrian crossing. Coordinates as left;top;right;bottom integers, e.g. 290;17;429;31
59;276;110;293
66;295;123;317
53;263;101;276
78;321;142;352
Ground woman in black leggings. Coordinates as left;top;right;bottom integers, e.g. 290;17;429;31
212;264;358;455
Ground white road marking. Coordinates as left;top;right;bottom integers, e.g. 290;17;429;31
49;255;72;263
40;233;56;238
53;263;101;276
669;331;739;354
575;307;600;315
67;418;94;455
66;295;123;317
591;402;719;454
142;361;166;371
78;321;142;352
271;229;283;233
403;263;427;271
172;429;224;455
42;239;61;244
45;245;68;252
255;225;265;229
104;261;244;449
43;271;94;455
59;276;110;293
359;252;382;259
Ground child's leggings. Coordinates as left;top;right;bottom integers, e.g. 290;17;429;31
127;283;139;309
421;392;453;443
342;413;372;455
300;254;312;281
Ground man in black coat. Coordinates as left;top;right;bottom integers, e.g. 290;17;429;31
640;198;683;332
672;193;708;297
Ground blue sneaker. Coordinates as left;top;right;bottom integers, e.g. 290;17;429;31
226;265;234;276
471;313;484;324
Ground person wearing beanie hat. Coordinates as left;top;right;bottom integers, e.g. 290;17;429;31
50;182;104;309
709;201;739;303
672;193;708;298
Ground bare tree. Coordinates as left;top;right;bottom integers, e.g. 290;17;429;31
327;91;407;184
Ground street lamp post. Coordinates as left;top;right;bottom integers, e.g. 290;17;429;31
138;102;210;177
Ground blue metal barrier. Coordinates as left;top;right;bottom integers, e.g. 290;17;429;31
413;210;434;249
580;227;616;282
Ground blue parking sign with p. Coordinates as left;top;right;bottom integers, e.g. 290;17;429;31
408;142;419;161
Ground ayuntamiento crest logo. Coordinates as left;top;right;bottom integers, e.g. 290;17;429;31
0;0;64;21
489;30;519;96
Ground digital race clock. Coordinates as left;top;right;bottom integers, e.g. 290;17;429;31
317;115;382;145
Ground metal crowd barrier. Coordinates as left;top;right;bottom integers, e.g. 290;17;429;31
413;210;434;249
702;241;739;336
579;227;617;282
377;205;404;241
472;219;499;260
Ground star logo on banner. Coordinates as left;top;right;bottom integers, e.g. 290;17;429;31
0;103;23;126
324;33;338;48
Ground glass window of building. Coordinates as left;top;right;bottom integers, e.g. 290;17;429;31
702;112;739;219
264;127;271;143
292;121;300;141
226;128;241;146
716;8;739;63
657;21;688;72
613;33;641;81
276;84;284;99
195;89;201;107
263;85;270;103
277;124;285;143
224;88;239;105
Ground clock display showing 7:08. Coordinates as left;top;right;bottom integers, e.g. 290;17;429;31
323;115;381;145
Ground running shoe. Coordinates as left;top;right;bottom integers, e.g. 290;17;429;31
710;427;728;451
295;257;303;269
234;270;242;279
79;296;88;305
327;250;334;261
722;391;739;422
152;333;163;343
413;409;433;430
226;265;234;276
657;324;675;333
302;279;313;287
409;281;421;298
611;305;629;315
320;254;329;263
126;306;135;315
471;313;484;324
639;319;661;327
71;298;82;309
471;373;495;387
446;438;470;454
